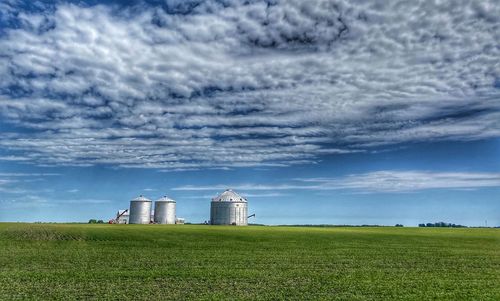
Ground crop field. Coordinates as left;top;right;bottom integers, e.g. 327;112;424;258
0;224;499;300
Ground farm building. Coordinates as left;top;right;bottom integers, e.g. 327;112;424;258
115;208;157;224
210;189;248;226
116;210;129;224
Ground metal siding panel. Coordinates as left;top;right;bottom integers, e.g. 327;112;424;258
166;202;176;224
129;200;152;224
154;201;176;224
210;190;248;225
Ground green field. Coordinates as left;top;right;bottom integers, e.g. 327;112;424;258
0;223;499;300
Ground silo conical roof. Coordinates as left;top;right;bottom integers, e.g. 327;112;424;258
156;195;176;202
132;195;151;202
212;189;247;202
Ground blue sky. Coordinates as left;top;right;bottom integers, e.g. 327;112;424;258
0;0;499;226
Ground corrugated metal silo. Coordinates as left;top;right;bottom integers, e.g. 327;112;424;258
129;195;152;224
210;189;248;226
154;196;176;224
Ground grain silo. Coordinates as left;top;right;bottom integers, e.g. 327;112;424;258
154;196;176;224
129;195;152;224
210;189;248;226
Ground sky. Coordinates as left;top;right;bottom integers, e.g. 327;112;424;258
0;0;499;226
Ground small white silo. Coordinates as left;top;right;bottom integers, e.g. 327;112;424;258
129;195;152;224
154;196;176;224
210;189;248;226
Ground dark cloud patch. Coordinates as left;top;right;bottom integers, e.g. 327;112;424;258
233;1;350;50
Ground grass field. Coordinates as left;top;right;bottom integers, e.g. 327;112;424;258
0;223;499;300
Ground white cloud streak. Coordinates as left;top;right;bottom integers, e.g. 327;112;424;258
0;196;113;210
0;172;60;193
0;172;61;177
0;1;499;169
182;192;288;199
173;171;500;193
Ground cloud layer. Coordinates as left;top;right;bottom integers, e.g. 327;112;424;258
173;170;500;192
0;0;499;169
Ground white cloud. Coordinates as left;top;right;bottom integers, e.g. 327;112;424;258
182;192;288;199
173;171;500;193
0;172;60;177
0;196;113;210
301;171;500;192
0;0;499;169
0;172;60;193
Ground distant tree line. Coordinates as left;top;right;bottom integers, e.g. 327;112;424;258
418;222;466;228
88;219;104;224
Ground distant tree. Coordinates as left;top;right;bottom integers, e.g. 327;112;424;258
97;220;104;224
88;219;97;224
420;222;467;228
395;224;404;227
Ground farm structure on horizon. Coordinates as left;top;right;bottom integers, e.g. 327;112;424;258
210;189;249;226
111;189;253;225
111;195;181;224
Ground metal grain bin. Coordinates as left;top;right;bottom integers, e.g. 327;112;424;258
210;189;248;226
129;195;152;224
154;196;176;224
